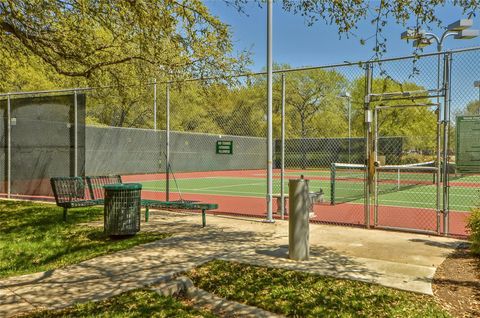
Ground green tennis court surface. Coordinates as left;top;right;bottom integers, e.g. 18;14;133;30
139;171;478;212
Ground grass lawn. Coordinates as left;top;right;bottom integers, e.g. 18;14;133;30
187;260;450;318
0;200;170;278
21;289;217;318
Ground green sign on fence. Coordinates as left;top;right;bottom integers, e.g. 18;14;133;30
456;115;480;172
216;140;233;155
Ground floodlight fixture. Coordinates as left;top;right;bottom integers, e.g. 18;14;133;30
401;28;425;40
454;29;479;39
413;37;432;48
447;19;473;31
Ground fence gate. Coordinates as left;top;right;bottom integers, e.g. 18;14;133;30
365;60;448;235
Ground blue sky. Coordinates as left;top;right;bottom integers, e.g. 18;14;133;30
205;1;480;71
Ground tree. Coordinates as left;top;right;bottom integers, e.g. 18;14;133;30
349;76;438;159
463;100;480;116
0;0;252;128
284;69;347;138
0;0;248;81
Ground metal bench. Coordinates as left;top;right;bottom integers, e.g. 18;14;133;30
86;175;123;202
86;175;218;227
50;177;102;221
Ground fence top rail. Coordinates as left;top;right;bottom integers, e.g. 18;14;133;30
1;46;479;97
375;103;440;109
369;89;442;98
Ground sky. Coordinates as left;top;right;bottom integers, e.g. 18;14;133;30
204;1;480;71
204;1;480;113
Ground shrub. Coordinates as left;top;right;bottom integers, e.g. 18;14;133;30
399;153;435;165
467;208;480;255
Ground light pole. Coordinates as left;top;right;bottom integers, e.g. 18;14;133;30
401;19;479;235
340;91;352;162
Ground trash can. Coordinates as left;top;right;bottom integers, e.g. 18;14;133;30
288;177;310;261
103;183;142;236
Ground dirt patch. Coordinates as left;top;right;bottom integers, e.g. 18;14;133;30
433;243;480;317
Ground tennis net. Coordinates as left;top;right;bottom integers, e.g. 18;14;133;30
330;161;437;205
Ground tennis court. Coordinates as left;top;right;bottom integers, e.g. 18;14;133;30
122;167;477;236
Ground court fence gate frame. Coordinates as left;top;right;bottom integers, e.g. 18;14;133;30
0;47;479;237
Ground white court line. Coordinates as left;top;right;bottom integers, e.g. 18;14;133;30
379;199;473;210
142;186;264;197
193;182;265;191
136;176;222;183
377;202;472;212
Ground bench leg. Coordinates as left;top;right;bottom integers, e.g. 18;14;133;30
202;209;206;228
63;207;68;221
145;207;149;223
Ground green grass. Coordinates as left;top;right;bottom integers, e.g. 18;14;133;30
187;260;450;318
0;200;170;278
21;289;217;318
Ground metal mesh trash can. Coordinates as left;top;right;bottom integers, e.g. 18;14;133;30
103;183;142;236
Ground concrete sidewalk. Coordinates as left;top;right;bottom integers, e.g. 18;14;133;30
0;211;463;317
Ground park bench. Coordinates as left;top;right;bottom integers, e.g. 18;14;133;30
50;177;102;221
51;175;218;226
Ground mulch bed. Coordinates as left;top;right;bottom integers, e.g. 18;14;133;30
433;243;480;317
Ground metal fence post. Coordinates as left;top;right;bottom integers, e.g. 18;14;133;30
442;53;452;236
166;82;170;201
265;0;274;222
74;90;78;177
7;94;11;198
281;73;286;219
364;63;372;229
153;78;157;130
373;107;378;226
436;52;442;235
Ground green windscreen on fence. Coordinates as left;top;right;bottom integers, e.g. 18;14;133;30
0;94;86;196
456;115;480;172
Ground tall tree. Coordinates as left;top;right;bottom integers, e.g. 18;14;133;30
0;0;248;81
463;100;480;116
349;76;438;157
285;69;347;138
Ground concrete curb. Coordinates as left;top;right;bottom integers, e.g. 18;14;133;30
151;276;285;318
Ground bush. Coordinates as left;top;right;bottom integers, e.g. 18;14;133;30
467;208;480;255
399;153;435;165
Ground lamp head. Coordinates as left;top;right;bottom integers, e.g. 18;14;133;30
413;37;432;48
454;29;479;39
401;28;425;40
447;19;474;31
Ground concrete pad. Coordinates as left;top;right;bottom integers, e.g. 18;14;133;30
0;210;464;317
0;288;36;318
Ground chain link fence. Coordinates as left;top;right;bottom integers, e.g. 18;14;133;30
0;48;479;237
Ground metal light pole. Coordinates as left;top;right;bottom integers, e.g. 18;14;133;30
401;19;479;236
266;0;274;222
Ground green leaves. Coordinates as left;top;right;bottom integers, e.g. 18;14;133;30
0;0;246;81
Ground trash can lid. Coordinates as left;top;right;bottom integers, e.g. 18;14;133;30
103;183;142;190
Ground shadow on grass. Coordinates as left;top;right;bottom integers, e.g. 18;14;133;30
0;200;169;280
187;259;448;318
